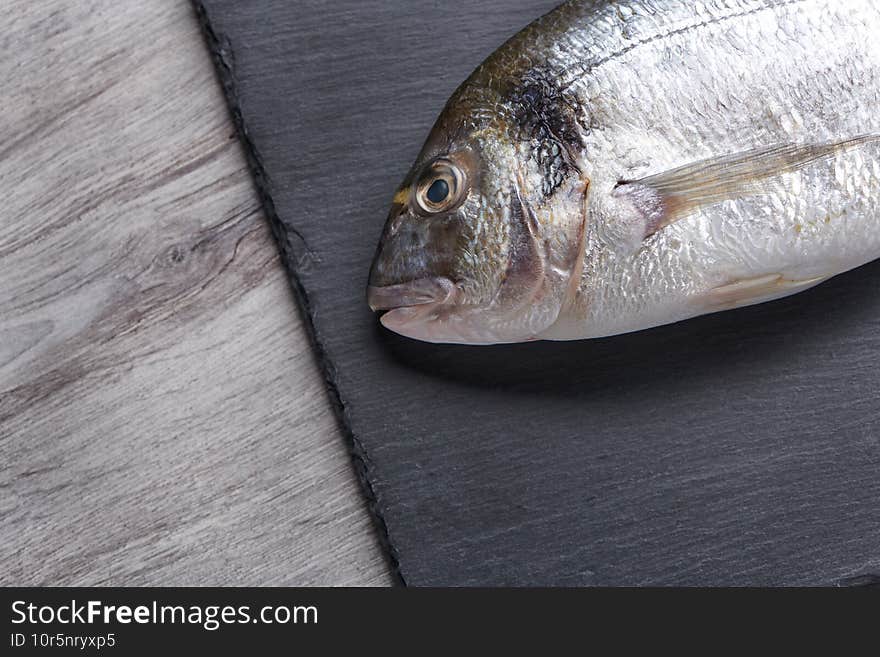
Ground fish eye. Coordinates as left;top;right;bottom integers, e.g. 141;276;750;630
416;159;466;214
427;178;449;203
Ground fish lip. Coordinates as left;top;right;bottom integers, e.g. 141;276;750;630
367;276;457;312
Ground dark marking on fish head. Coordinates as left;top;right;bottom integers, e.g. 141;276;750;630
505;67;585;199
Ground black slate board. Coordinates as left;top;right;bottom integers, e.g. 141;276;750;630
195;0;880;586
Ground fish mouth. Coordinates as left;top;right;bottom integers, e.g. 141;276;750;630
367;276;457;313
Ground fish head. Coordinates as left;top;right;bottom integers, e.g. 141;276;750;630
367;101;587;345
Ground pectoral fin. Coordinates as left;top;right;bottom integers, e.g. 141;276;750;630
614;135;880;239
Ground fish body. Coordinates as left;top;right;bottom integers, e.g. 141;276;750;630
368;0;880;344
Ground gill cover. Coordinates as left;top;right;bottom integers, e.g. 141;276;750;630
496;174;589;342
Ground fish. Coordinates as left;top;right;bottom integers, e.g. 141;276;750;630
366;0;880;344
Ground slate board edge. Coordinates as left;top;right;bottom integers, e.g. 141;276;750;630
192;0;405;586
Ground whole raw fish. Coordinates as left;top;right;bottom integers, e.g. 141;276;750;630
367;0;880;344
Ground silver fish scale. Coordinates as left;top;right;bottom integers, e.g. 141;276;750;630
528;0;880;338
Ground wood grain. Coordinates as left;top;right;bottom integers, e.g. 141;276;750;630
0;0;390;586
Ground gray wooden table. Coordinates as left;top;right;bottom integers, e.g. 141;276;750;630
0;0;390;586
